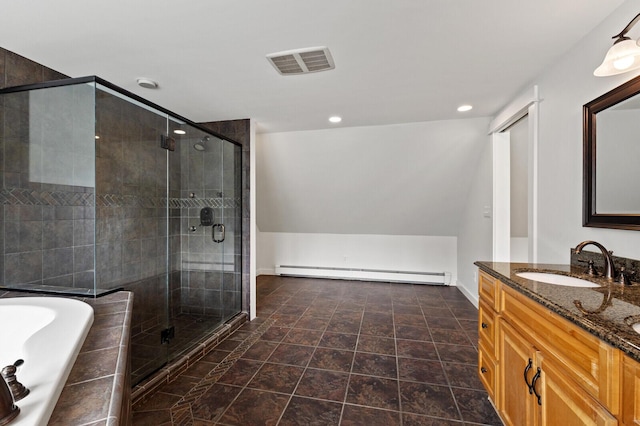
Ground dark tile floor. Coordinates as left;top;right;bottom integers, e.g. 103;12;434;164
132;313;226;385
132;275;502;425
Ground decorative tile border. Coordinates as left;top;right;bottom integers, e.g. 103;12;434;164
131;312;250;407
169;317;276;424
0;187;240;208
0;187;94;206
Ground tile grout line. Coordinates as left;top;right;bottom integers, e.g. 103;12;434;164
441;292;471;423
337;292;369;425
393;292;404;426
271;289;321;426
169;316;277;424
135;279;496;425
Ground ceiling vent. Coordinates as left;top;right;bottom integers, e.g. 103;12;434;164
267;47;335;75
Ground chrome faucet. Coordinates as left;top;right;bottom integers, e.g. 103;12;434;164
574;240;615;281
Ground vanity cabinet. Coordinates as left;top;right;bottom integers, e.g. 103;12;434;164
478;270;621;426
478;271;499;402
499;314;617;426
499;319;537;425
622;354;640;425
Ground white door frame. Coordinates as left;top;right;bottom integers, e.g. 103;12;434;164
489;86;540;263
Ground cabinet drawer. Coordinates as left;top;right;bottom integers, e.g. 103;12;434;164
501;284;619;413
479;270;499;310
479;300;497;356
478;342;498;404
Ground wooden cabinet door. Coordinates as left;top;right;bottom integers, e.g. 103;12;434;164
500;321;537;426
622;354;640;426
479;343;498;402
537;354;617;426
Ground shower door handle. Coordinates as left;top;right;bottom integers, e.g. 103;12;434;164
213;224;225;243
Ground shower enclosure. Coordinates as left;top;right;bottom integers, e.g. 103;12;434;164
0;76;243;384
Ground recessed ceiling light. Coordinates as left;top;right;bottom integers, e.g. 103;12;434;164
329;116;342;123
173;129;186;135
457;105;473;112
137;78;158;89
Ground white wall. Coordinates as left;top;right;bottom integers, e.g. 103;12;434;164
455;2;640;306
532;1;640;262
255;2;640;300
257;119;490;236
456;138;493;305
256;118;489;285
257;231;458;283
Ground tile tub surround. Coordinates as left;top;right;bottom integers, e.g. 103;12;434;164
475;261;640;362
0;290;133;425
132;276;501;425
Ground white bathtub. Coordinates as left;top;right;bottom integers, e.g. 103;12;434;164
0;297;94;426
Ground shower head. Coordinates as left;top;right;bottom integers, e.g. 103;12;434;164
193;136;210;151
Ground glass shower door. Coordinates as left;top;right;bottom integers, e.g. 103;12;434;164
94;84;171;384
166;126;226;360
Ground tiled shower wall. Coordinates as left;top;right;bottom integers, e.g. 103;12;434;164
0;48;100;292
200;119;251;317
177;133;242;319
95;88;174;333
0;47;252;323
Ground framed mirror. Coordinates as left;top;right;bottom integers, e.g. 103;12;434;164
583;74;640;230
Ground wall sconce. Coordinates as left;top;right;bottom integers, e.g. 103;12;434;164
594;13;640;77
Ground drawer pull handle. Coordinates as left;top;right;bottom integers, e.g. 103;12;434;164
481;322;488;329
481;367;487;374
531;368;542;406
524;358;534;392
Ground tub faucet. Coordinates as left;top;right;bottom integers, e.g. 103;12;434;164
0;374;19;425
574;240;615;281
1;360;29;402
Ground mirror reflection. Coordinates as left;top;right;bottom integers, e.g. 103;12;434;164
595;95;640;213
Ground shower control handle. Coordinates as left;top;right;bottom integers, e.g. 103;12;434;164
200;207;214;227
213;224;225;243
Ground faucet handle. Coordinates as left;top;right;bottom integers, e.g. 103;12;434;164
1;360;29;402
577;259;598;276
617;267;633;286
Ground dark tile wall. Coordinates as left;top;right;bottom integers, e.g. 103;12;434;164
95;89;169;290
0;48;99;292
199;120;251;316
176;128;242;319
0;46;252;383
0;47;68;89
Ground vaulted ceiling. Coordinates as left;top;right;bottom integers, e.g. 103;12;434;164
0;0;624;133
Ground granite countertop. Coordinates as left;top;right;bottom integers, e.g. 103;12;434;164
475;261;640;363
0;290;133;425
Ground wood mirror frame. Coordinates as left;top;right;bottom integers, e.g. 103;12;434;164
583;74;640;231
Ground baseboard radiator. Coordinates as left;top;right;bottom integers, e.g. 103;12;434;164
275;265;451;285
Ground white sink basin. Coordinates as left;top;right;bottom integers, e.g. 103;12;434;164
516;272;600;288
632;323;640;335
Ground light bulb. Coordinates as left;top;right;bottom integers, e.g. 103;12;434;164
614;56;635;70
